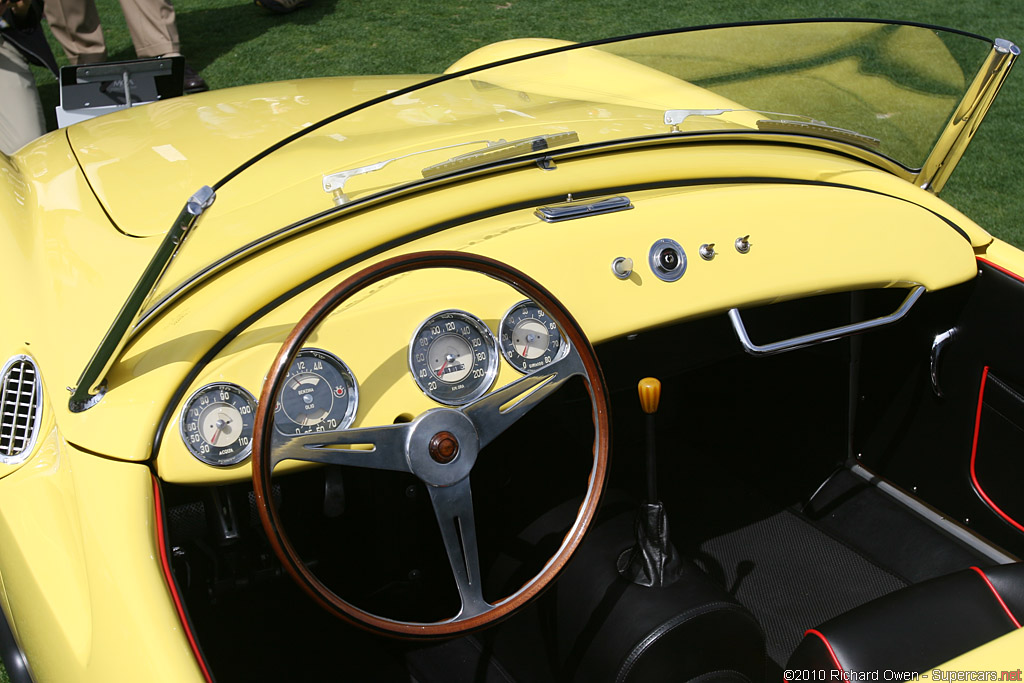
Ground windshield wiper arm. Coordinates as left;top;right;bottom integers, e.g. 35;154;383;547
322;139;502;206
420;131;579;178
663;108;879;150
322;131;579;205
664;108;826;128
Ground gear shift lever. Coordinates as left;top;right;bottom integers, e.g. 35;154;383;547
638;377;661;503
617;377;683;587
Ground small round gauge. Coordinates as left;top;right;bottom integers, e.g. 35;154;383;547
409;310;499;405
499;300;566;374
179;383;257;467
274;349;359;436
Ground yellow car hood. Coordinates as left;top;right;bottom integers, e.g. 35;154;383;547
64;39;760;245
65;75;431;238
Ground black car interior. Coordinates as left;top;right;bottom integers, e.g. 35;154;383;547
160;263;1024;682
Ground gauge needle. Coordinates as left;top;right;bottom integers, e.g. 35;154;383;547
210;418;230;445
437;353;456;378
520;333;536;356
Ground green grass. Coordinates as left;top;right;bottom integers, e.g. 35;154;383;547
5;3;1022;679
27;0;1024;245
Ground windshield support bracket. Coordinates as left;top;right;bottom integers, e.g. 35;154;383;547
915;38;1019;194
68;186;216;412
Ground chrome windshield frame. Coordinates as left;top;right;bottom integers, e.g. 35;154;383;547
914;38;1019;193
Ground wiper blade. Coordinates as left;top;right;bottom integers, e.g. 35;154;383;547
322;131;579;206
755;119;881;150
322;138;500;205
420;131;579;178
664;108;825;128
663;108;880;151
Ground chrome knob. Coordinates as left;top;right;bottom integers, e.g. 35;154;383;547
611;257;634;279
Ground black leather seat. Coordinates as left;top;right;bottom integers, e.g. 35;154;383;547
787;564;1024;678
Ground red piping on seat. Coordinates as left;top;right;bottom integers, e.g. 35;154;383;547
153;476;215;683
970;566;1023;629
969;366;1024;535
805;629;845;673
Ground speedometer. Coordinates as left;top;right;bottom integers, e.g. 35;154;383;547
179;383;257;467
409;310;498;405
274;349;359;435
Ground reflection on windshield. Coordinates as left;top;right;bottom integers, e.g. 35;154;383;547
305;22;990;200
143;21;994;319
601;23;987;166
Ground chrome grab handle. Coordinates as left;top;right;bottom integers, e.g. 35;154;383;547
930;327;958;398
728;286;925;357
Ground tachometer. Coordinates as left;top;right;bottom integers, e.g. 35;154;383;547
180;383;257;466
274;349;359;435
499;300;565;374
409;310;498;405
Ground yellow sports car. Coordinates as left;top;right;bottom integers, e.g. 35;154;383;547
2;19;1024;683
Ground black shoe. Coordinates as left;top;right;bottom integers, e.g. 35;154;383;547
255;0;309;14
183;62;209;93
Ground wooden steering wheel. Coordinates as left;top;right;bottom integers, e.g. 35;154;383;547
252;251;610;637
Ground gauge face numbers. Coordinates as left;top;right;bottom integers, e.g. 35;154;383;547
500;300;564;374
274;349;359;436
410;310;499;405
180;383;257;467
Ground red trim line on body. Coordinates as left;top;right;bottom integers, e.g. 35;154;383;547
977;257;1024;284
153;476;215;682
805;629;845;673
970;566;1023;629
969;367;1024;534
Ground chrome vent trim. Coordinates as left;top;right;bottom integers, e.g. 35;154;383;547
1;355;43;464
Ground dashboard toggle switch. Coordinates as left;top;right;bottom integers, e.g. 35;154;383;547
735;235;752;254
699;243;716;261
611;257;634;279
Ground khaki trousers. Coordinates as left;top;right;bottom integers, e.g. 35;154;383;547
43;0;180;64
0;37;45;155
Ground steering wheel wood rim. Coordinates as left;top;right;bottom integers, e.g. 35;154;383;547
251;250;610;637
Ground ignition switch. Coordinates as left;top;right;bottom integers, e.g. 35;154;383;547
648;238;687;282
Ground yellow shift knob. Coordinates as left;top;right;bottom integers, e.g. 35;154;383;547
638;377;661;414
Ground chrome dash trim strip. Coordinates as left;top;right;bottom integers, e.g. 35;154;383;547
535;195;633;223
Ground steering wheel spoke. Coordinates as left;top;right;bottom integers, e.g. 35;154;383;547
463;347;585;449
269;423;413;472
427;478;491;620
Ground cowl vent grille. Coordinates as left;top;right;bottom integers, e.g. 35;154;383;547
1;356;42;463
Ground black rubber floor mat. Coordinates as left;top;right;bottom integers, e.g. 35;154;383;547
695;509;907;665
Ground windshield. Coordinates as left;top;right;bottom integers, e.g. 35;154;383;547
144;20;995;317
600;22;992;166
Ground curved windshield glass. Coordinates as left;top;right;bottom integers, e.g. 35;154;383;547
145;21;995;316
306;21;992;196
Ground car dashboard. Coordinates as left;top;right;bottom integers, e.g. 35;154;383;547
143;171;979;484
